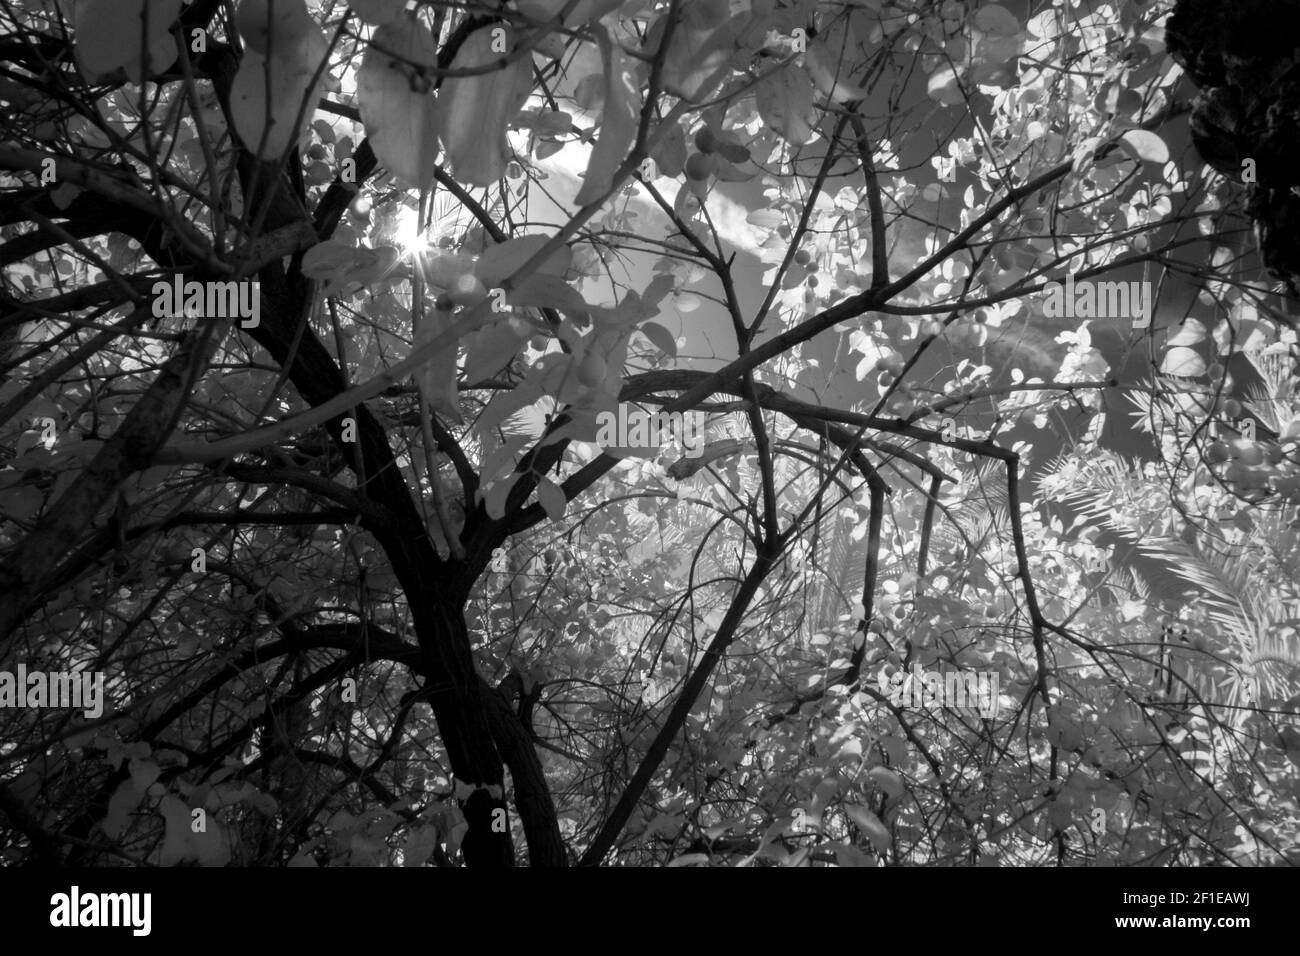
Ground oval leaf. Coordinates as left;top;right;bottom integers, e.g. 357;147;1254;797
973;3;1020;36
1165;318;1206;347
803;40;868;103
465;320;527;383
756;67;816;146
508;274;590;315
639;321;677;358
1160;345;1206;378
927;63;965;106
867;766;904;800
1119;129;1169;165
432;26;532;187
574;29;642;207
844;803;891;853
474;235;571;287
651;3;734;102
236;0;316;55
415;307;464;423
230;16;333;159
359;20;442;189
76;0;183;83
537;477;567;521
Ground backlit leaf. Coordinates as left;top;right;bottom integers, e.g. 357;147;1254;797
756;66;816;146
432;26;532;187
359;20;441;189
844;803;890;853
75;0;183;83
1119;129;1169;165
574;28;642;207
1160;346;1206;378
230;14;333;159
474;235;571;287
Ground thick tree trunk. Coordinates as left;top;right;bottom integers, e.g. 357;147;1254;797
247;246;568;864
483;675;568;866
244;261;518;864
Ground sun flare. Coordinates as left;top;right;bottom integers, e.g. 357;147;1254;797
392;207;427;255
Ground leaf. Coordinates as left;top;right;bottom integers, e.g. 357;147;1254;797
781;263;809;289
508;274;590;315
128;757;161;793
359;20;442;189
158;795;192;866
236;0;316;54
1279;727;1300;767
1166;318;1207;347
420;252;476;289
756;67;816;146
574;28;642;207
50;184;83;211
529;108;574;136
230;15;334;160
347;246;400;289
300;239;356;282
970;33;1022;87
573;73;605;111
711;137;750;165
844;803;891;853
648;120;686;178
473;436;525;489
802;40;868;104
831;842;875;867
348;0;406;24
75;0;183;83
432;26;532;187
476;375;546;437
973;3;1020;35
867;766;904;800
1119;129;1169;165
878;735;907;763
415;307;463;423
1160;346;1206;378
534;139;563;161
464;320;527;383
640;274;676;311
783;847;811;867
400;825;440;867
651;1;735;102
248;792;278;816
537;477;567;521
639;321;677;358
927;63;965;106
190;818;230;866
474;235;571;287
482;473;522;520
517;0;623;28
736;818;789;868
302;241;397;297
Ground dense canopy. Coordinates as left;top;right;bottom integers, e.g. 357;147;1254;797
1;0;1298;867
